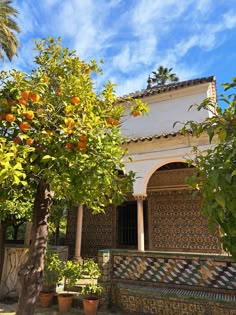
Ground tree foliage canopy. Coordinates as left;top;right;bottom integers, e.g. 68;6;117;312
0;37;148;214
0;37;149;314
180;78;236;259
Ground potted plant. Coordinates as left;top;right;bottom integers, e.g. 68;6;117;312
39;251;62;308
57;260;82;312
81;259;104;315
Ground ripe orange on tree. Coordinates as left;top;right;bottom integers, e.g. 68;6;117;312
20;121;31;132
19;98;27;106
13;136;22;145
113;119;119;126
107;117;119;126
132;111;141;117
24;111;34;120
79;135;87;142
77;141;86;148
26;138;34;146
22;90;31;100
30;93;40;103
5;113;15;123
71;96;80;104
65;143;73;150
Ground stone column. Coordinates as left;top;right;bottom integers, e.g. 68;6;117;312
74;205;83;262
133;194;146;251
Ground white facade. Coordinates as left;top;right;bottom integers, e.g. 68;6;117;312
121;77;216;195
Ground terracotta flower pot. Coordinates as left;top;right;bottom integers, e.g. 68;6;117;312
83;297;99;315
57;293;74;312
39;290;54;308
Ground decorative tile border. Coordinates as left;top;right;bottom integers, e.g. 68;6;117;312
112;254;236;290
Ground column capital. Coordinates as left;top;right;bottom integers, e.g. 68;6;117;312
133;194;147;200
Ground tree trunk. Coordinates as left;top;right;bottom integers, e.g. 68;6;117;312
0;222;7;286
16;182;54;315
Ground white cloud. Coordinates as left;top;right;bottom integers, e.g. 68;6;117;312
3;0;236;97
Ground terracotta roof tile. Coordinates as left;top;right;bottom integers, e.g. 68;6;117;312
123;131;191;143
124;76;215;99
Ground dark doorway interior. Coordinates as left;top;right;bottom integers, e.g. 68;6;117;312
117;201;148;249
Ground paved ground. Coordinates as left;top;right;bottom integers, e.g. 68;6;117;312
0;301;119;314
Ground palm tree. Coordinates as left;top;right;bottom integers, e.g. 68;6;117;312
0;0;20;62
150;66;179;86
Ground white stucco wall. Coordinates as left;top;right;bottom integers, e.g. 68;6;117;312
121;81;214;195
121;83;213;139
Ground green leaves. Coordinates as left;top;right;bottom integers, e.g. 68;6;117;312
0;37;147;217
179;78;236;259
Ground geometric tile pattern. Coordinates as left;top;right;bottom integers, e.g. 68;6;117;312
113;283;236;315
148;187;221;253
81;205;114;258
113;255;236;291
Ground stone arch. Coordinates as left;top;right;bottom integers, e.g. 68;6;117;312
143;158;190;193
146;161;221;253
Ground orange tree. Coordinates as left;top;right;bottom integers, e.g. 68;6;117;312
0;37;148;315
178;78;236;260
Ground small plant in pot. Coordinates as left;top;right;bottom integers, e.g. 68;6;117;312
39;251;62;308
81;259;104;315
57;260;82;312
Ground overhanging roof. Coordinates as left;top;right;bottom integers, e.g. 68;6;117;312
123;131;190;144
124;76;216;99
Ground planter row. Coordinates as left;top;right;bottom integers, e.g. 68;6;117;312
39;291;100;314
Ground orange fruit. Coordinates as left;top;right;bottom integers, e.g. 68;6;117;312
26;138;34;146
66;143;73;150
30;93;40;102
7;99;14;107
22;90;30;100
5;114;15;123
13;136;22;145
79;135;87;142
107;118;113;124
107;117;119;125
24;111;34;120
20;121;31;132
77;141;86;148
132;111;141;117
19;98;27;106
113;119;119;126
71;96;80;104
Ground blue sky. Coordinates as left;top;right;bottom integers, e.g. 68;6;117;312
3;0;236;99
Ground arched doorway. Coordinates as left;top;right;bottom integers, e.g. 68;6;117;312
147;162;221;253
